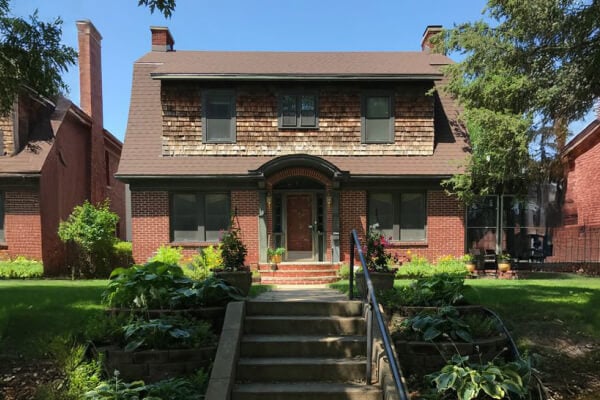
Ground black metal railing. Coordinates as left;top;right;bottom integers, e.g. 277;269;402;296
349;229;410;400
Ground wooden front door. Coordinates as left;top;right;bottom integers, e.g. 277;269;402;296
287;194;313;252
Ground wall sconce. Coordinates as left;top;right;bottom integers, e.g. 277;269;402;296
266;192;272;208
326;193;332;207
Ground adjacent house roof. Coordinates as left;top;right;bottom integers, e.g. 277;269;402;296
117;51;469;180
562;119;600;160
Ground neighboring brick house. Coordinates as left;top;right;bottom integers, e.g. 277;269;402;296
548;109;600;263
0;20;125;275
117;25;469;274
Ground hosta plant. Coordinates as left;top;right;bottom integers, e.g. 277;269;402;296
426;354;531;400
400;306;473;342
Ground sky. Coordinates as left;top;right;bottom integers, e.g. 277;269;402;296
10;0;594;141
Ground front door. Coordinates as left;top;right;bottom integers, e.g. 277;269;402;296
287;194;313;256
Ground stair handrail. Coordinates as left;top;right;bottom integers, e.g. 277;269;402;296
349;229;410;400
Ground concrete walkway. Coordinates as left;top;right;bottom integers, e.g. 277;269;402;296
252;284;348;302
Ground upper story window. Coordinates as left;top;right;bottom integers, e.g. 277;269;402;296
368;192;426;242
202;90;236;143
279;94;318;128
362;93;394;143
171;192;230;242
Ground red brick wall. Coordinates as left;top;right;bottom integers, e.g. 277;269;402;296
231;191;259;266
339;189;464;263
105;143;126;240
340;190;367;261
131;191;170;263
4;191;42;260
563;135;600;227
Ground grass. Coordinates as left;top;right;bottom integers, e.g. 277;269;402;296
0;280;107;358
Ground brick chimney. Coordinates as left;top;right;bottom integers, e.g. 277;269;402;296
421;25;443;53
150;26;175;52
76;20;106;203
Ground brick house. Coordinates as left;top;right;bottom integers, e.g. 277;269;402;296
0;20;125;275
548;108;600;263
117;25;469;279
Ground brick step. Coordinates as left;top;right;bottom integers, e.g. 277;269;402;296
236;357;366;382
246;301;363;317
244;315;365;335
259;269;338;278
259;276;340;285
258;263;341;271
240;334;366;358
232;382;381;400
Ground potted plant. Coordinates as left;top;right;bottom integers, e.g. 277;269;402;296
213;216;252;296
497;252;511;272
355;224;396;296
267;247;286;264
462;254;476;273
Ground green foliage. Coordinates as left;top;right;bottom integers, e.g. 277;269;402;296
396;255;468;279
338;264;350;279
462;313;500;340
103;261;243;310
381;274;466;309
185;245;222;281
149;245;183;266
426;354;531;400
267;247;286;257
220;216;247;271
400;306;473;343
113;241;134;267
137;0;176;18
0;2;77;115
122;316;215;352
437;1;600;201
84;370;146;399
58;200;120;277
0;256;43;278
365;224;392;272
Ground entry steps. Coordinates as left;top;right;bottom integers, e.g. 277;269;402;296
258;263;341;285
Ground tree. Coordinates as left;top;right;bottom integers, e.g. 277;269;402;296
58;200;120;277
437;0;600;201
0;0;77;115
137;0;176;18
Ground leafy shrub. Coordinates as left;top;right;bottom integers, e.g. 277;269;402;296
58;200;120;277
220;216;247;271
381;274;466;309
184;245;222;281
396;306;473;342
113;241;134;268
396;255;468;279
103;261;243;310
122;316;216;351
0;256;43;279
149;245;183;266
338;264;350;279
84;369;209;400
426;354;532;400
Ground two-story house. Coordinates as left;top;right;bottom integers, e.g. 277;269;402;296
0;20;125;275
117;25;469;278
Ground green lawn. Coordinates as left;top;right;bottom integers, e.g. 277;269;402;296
0;280;107;358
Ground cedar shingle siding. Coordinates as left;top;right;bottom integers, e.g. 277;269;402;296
161;82;434;157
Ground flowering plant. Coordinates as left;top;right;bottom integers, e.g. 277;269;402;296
364;224;393;272
220;215;248;271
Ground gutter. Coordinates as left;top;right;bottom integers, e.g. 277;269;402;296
151;73;442;81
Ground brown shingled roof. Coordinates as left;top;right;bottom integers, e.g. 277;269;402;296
117;51;469;179
145;51;448;78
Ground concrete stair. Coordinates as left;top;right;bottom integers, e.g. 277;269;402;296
258;263;341;285
232;300;382;400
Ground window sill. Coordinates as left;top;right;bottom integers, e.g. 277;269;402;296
388;241;428;247
170;241;219;248
278;126;319;130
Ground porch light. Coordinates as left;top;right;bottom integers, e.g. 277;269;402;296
266;192;272;208
326;193;332;207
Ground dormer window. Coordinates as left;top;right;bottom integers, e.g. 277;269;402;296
202;90;236;143
278;94;318;129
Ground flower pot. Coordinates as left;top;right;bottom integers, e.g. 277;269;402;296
270;254;282;264
214;270;252;296
498;262;511;272
355;271;395;297
466;262;476;273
